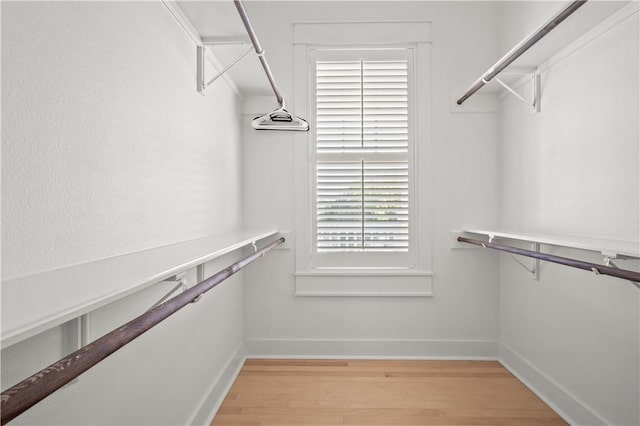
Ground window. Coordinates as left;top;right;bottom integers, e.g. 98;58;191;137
292;22;432;296
311;49;413;268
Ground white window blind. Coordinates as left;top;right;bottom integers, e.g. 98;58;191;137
314;56;411;253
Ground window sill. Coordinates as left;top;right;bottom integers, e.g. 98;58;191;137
294;269;433;297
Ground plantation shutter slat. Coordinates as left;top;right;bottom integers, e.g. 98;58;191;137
316;158;410;251
317;63;408;156
315;55;411;253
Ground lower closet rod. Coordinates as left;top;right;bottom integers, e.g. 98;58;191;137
458;236;640;283
0;237;285;425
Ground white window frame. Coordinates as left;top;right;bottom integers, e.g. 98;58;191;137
293;21;433;297
311;48;415;269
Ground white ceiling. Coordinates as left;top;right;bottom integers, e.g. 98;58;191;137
176;1;630;99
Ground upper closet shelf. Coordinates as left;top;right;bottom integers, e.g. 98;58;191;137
456;0;632;110
1;229;278;348
460;229;639;259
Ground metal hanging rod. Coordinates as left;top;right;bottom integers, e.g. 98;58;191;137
233;0;285;107
456;0;587;105
457;236;640;284
0;237;285;425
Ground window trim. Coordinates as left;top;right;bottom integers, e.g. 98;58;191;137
293;21;433;296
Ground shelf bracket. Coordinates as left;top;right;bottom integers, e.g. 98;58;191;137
508;242;540;280
198;40;252;94
65;313;92;387
148;275;201;311
532;242;541;280
485;234;539;280
492;70;540;112
604;257;639;287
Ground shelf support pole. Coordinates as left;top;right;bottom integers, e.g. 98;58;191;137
458;236;640;283
456;0;587;105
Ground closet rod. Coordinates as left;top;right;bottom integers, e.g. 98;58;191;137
457;236;640;283
0;238;284;425
233;0;284;107
456;0;587;105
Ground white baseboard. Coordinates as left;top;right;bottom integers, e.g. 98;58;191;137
245;338;498;359
188;342;247;426
499;343;608;426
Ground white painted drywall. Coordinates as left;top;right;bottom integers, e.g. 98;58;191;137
225;1;502;356
1;2;244;424
1;2;243;280
497;3;639;425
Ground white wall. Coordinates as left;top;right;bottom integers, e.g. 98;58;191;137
1;2;243;279
1;2;244;424
497;3;639;425
239;1;501;357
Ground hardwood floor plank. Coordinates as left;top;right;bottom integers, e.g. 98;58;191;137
245;359;350;367
240;371;386;378
342;415;567;425
384;371;513;378
239;407;440;416
214;413;344;424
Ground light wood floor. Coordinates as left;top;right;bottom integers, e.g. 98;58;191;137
212;359;568;426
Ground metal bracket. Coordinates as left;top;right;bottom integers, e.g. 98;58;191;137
486;234;539;280
489;69;540;112
79;314;91;346
604;256;640;288
507;242;540;280
64;313;91;386
148;276;200;311
194;264;205;303
532;242;540;280
198;39;252;94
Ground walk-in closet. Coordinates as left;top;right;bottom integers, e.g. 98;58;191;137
2;1;638;425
